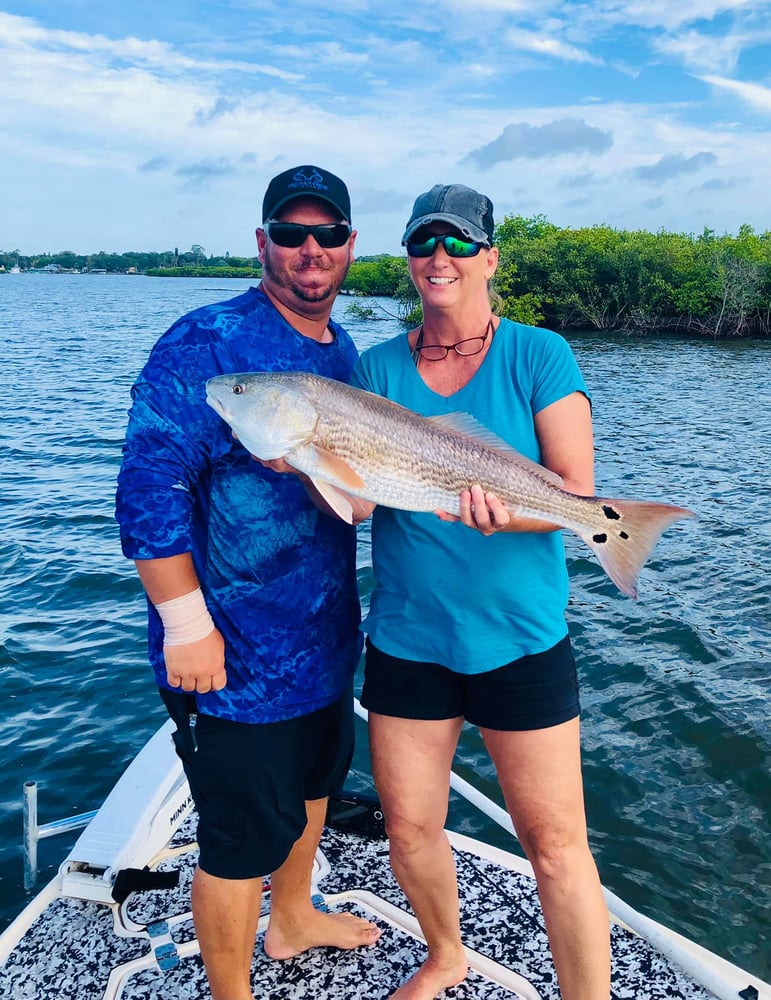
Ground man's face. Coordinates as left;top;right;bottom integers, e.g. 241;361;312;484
257;197;356;320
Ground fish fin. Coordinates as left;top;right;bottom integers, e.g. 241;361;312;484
576;499;696;599
311;447;366;491
428;412;564;488
310;479;355;524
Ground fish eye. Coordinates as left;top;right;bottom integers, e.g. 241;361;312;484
232;384;244;395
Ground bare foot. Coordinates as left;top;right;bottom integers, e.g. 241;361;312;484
263;908;381;960
391;953;469;999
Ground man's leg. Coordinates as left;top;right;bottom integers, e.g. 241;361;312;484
264;796;381;958
192;867;263;1000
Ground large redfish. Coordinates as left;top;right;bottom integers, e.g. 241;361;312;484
206;371;694;598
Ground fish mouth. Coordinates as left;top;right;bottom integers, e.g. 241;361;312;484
205;387;230;419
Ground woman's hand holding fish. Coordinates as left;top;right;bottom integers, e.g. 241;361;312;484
437;484;512;536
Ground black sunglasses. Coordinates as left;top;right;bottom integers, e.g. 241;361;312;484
406;234;488;259
265;221;352;249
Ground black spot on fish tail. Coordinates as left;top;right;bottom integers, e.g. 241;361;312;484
583;497;694;599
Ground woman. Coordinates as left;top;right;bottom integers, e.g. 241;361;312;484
351;184;611;1000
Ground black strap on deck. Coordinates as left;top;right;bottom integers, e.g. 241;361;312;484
111;866;180;904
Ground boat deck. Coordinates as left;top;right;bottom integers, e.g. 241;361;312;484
1;811;730;1000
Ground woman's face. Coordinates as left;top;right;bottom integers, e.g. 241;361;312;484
407;224;499;309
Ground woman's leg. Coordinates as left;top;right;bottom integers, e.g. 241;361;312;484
482;718;611;1000
369;712;468;1000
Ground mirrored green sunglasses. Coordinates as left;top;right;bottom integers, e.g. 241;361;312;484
406;234;488;258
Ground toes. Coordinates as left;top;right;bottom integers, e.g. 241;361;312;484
339;914;381;947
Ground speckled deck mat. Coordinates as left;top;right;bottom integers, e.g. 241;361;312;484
0;816;720;999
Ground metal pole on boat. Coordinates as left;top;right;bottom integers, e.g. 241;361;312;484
23;781;38;891
20;778;100;891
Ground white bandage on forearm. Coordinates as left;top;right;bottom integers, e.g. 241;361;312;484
155;588;215;646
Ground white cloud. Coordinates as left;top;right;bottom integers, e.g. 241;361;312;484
0;12;303;81
584;0;762;31
272;40;369;67
548;39;600;64
505;27;604;65
465;63;499;79
699;73;771;110
654;23;771;74
653;29;748;72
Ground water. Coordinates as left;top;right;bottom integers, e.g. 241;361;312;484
1;275;769;980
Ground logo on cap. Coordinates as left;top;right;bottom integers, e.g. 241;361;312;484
287;169;329;194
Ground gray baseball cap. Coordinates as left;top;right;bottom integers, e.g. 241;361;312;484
402;183;495;246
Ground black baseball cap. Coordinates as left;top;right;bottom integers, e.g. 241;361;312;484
262;165;351;223
402;183;494;245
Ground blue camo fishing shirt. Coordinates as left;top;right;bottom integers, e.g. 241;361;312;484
115;285;362;723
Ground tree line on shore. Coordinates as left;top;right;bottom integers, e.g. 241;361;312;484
0;247;261;277
343;218;771;339
4;217;770;338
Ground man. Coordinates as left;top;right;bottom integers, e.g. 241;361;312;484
115;165;380;1000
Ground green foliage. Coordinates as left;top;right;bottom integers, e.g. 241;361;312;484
146;266;261;278
344;301;384;321
402;303;423;327
495;291;546;327
492;216;771;338
344;255;421;324
0;249;261;274
344;256;407;297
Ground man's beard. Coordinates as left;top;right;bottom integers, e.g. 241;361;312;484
263;245;351;303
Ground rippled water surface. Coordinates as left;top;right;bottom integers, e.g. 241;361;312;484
1;275;769;979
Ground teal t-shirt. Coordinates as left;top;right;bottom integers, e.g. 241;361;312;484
351;318;589;674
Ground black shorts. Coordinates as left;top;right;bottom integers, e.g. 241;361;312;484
361;636;579;732
160;688;354;880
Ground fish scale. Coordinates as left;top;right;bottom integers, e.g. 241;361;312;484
206;371;695;599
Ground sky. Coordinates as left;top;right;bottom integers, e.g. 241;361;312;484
2;1;771;258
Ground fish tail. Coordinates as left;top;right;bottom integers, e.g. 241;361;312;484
577;498;695;599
